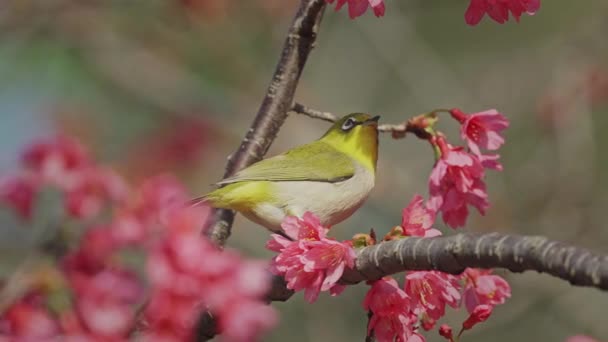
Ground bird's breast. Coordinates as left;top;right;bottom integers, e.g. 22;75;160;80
272;163;375;226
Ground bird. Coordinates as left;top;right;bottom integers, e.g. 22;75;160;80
200;113;379;232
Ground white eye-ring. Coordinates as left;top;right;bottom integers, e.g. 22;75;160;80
341;118;357;131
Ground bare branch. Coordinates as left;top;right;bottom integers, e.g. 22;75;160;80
266;233;608;304
292;102;420;139
342;233;608;290
206;0;327;246
292;102;337;122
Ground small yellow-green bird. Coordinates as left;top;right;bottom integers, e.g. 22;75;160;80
202;113;379;232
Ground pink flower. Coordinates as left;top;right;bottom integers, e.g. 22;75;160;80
405;271;461;324
478;153;503;171
280;212;328;241
65;167;129;219
450;108;509;156
218;300;278;342
21;136;91;188
146;205;276;340
326;0;385;19
76;299;134;338
0;295;60;339
465;0;540;26
0;173;39;219
401;195;441;237
462;304;492;330
363;277;421;342
1;137;281;341
438;324;453;341
267;212;356;303
131;174;190;224
428;137;489;228
462;268;511;313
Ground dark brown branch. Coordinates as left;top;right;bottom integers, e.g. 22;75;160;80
264;233;608;306
340;233;608;290
207;0;327;246
199;235;608;339
199;232;608;339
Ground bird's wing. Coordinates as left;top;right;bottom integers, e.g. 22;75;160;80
216;142;355;185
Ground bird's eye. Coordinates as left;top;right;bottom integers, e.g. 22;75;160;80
341;118;357;131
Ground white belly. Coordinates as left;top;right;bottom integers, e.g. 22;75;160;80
243;164;375;231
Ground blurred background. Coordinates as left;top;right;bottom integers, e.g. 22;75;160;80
0;0;607;341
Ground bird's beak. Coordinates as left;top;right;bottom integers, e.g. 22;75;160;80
363;115;380;126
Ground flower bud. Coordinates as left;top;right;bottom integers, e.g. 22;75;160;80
462;304;492;330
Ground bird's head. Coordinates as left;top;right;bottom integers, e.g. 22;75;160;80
320;113;380;172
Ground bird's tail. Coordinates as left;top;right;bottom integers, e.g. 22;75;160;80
188;196;208;207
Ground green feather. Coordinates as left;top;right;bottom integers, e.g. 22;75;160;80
217;141;355;185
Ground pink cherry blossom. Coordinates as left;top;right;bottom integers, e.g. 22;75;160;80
428;137;489;228
438;324;453;341
0;173;39;219
131;174;190;223
401;194;441;237
0;136;278;341
462;268;511;313
478;153;503;171
65;167;129;219
462;304;492;330
0;295;60;339
326;0;385;19
218;299;278;342
146;205;276;340
465;0;540;26
363;277;422;342
21;136;91;188
450;108;509;156
267;212;356;303
404;271;461;325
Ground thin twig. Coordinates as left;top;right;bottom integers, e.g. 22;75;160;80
365;310;376;342
292;102;415;139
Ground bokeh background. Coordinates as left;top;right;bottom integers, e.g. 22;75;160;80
1;0;607;341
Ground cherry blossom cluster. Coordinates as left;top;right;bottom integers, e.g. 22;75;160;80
267;196;512;342
325;0;540;25
428;108;509;228
465;0;540;25
366;196;511;342
266;212;356;303
0;136;128;220
0;137;276;341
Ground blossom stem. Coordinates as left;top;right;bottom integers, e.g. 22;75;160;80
293;103;448;140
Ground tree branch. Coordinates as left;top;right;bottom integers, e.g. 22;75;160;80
263;232;608;307
341;233;608;289
292;102;417;139
206;0;327;246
